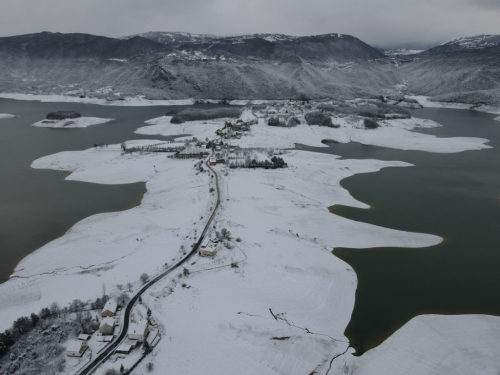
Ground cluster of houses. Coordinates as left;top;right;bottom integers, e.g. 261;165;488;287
218;120;251;140
209;143;237;166
66;298;151;358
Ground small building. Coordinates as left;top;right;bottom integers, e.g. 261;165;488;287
202;246;217;257
78;334;91;341
128;320;149;342
99;317;115;336
200;238;218;257
209;157;217;166
96;335;113;343
101;298;118;317
116;343;133;354
66;339;88;357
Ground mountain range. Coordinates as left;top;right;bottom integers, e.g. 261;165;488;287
0;31;498;105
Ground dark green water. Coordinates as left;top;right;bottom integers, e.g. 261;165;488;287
0;98;230;283
296;108;500;355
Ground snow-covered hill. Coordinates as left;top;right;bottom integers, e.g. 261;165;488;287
0;31;398;100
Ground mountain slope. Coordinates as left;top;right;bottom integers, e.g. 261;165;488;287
0;31;400;100
401;35;500;106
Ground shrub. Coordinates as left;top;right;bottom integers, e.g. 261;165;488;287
287;117;300;127
140;273;150;284
268;117;280;126
305;111;333;127
170;108;242;123
46;110;81;120
166;109;179;116
316;103;335;111
364;119;380;129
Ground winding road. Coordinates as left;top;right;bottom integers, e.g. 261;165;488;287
78;160;221;375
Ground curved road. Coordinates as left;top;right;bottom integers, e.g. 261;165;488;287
78;160;221;375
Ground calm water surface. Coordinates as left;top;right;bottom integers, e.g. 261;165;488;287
297;108;500;355
0;98;230;283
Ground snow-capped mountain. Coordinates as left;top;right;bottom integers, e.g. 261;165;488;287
401;34;500;106
122;31;218;45
0;31;398;100
436;35;500;52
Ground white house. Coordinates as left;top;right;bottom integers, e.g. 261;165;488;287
99;317;115;335
127;320;149;342
66;340;88;357
78;334;91;341
101;298;118;317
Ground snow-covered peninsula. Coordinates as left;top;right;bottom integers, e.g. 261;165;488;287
0;102;497;375
32;116;114;128
0;113;18;119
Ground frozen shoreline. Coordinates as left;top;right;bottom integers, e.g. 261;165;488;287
408;95;500;115
32;116;114;128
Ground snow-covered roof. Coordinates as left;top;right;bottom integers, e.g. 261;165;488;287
78;334;90;341
100;317;115;327
96;335;113;342
67;339;84;353
128;320;148;335
116;343;133;353
102;298;117;313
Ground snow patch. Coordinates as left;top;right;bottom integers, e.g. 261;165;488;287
32;117;113;128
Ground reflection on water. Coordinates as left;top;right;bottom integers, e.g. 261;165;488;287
297;108;500;355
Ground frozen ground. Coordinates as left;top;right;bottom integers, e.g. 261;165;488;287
32;116;114;128
137;111;491;153
347;314;500;375
0;113;18;119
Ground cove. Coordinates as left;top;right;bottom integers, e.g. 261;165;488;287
297;107;500;355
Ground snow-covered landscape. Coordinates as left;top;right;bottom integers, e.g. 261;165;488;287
1;5;500;372
0;97;498;374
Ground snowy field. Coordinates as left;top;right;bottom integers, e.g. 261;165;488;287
32;116;114;128
0;104;498;374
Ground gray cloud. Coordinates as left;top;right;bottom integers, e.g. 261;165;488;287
0;0;499;48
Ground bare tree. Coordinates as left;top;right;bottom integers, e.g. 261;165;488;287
146;362;154;372
126;282;133;292
140;273;150;285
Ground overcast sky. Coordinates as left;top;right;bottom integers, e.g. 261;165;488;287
1;0;499;48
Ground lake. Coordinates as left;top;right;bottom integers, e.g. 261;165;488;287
0;98;230;283
297;108;500;355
